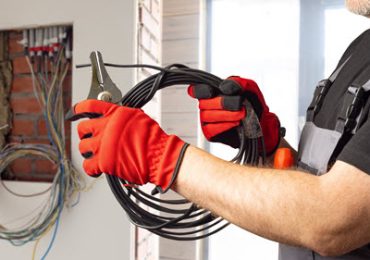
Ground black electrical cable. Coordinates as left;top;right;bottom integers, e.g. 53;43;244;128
77;62;266;240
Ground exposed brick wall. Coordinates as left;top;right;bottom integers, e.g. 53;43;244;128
159;1;201;259
135;1;202;259
138;0;162;121
2;30;72;182
135;0;162;259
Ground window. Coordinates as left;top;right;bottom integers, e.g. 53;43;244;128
206;0;369;259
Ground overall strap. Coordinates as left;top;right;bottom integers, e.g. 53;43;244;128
298;77;370;175
298;59;370;175
306;56;351;122
335;78;370;134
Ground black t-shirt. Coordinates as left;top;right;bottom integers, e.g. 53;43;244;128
280;29;370;260
313;29;370;173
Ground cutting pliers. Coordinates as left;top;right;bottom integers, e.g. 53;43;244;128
87;51;122;103
66;51;122;120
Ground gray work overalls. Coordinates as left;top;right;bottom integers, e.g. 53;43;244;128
279;56;370;259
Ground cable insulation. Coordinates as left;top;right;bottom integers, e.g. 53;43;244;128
79;62;266;240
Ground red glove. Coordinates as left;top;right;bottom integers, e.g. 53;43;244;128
73;100;188;193
188;76;281;155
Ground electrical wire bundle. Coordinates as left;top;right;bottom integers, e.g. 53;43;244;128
78;62;266;240
0;28;84;259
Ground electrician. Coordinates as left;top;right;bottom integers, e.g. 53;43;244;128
73;0;370;259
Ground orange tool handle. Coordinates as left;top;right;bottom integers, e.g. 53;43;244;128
273;148;294;169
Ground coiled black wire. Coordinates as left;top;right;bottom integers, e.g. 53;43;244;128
77;62;266;240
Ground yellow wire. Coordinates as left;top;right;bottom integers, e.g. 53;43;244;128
0;49;84;247
31;212;58;260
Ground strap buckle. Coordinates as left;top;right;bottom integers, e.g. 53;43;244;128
336;84;364;133
307;79;332;121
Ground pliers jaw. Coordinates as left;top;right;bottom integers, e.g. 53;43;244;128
65;51;123;121
88;51;122;103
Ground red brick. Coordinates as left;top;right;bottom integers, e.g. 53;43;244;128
5;29;73;183
9;158;32;175
12;56;32;74
34;159;57;174
62;74;72;93
65;138;71;158
40;60;55;73
11;76;34;93
11;173;54;183
8;33;24;54
10;95;41;114
11;118;35;136
8;31;22;40
67;61;73;72
7;136;23;144
64;120;71;136
37;117;71;136
63;94;72;108
26;138;52;145
37;118;48;136
8;31;22;39
7;136;52;145
37;118;48;137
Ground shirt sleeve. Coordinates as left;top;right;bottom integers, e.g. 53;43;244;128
337;116;370;174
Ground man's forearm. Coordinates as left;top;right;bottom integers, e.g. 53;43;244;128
174;146;319;248
173;146;370;256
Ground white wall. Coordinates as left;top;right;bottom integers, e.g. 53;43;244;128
0;0;137;259
0;180;131;260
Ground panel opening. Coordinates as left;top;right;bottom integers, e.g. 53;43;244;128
0;26;72;182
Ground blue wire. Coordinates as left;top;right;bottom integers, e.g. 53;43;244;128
40;164;65;260
40;209;61;260
36;69;73;258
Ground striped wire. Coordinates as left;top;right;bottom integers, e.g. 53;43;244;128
0;46;84;258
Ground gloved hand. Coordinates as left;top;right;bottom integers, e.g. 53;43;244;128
188;76;281;155
72;100;188;193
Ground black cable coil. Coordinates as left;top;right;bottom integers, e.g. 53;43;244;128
77;63;266;240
